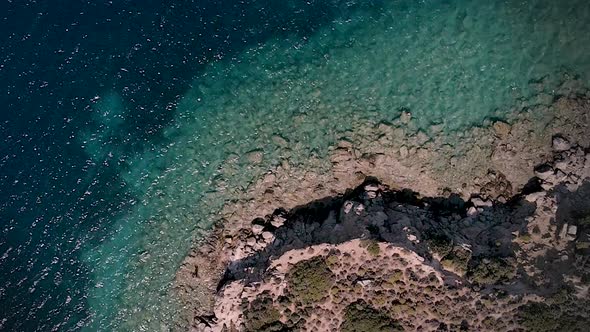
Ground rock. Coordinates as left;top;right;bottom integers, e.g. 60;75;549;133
246;150;264;164
471;197;493;208
354;204;365;215
399;146;409;159
524;192;545;203
270;215;286;228
364;184;379;192
467;206;478;216
261;231;275;242
251;224;264;235
429;124;444;135
534;164;554;180
567;225;578;237
378;122;392;133
415;131;430;146
271;135;289;147
330;149;353;163
552;135;571;152
357;279;373;287
343;201;354;214
492;121;511;139
400;110;412;124
337;139;353;149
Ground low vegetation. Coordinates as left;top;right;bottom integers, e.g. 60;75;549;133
243;293;285;332
287;256;334;304
518;288;590;332
468;257;516;285
341;300;403;332
440;246;472;275
426;234;453;258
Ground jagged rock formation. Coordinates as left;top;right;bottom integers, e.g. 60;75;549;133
173;82;590;331
178;138;590;331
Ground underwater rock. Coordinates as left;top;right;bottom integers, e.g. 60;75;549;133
246;150;264;164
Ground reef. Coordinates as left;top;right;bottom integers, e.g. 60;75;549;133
174;84;590;331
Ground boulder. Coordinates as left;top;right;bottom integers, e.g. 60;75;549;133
552;135;571;152
246;150;264;164
492;121;511;139
399;146;409;159
251;224;264;235
471;197;493;208
343;201;354;214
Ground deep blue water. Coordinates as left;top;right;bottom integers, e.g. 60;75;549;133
0;1;387;330
2;0;590;331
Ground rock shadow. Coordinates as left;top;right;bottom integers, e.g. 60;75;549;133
218;177;537;293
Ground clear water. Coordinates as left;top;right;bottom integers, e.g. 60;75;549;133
1;0;589;331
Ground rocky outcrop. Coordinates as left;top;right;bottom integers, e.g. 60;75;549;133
173;82;590;331
178;139;590;331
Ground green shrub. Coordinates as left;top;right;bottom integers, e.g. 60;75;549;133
362;239;381;257
468;257;516;285
518;289;590;332
287;257;334;304
426;234;453;258
341;300;403;332
243;294;285;332
440;246;471;275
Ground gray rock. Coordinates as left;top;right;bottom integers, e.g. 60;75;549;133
251;224;264;235
567;225;577;237
399;146;409;159
471;197;493;208
364;184;380;192
400;110;412;124
343;201;354;214
535;165;554;181
270;215;286;228
552;135;571;152
366;191;377;199
354;204;365;215
357;279;373;287
261;231;275;242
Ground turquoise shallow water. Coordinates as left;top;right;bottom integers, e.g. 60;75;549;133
1;0;590;331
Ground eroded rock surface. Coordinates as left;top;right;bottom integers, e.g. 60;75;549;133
173;82;590;331
178;140;590;331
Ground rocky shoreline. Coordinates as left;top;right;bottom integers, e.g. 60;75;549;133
174;82;590;331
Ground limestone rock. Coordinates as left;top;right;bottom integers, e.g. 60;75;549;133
471;197;493;208
271;135;289;147
399;146;409;159
343;201;354;214
400;110;412;124
492;121;511;139
251;224;264;235
246;150;264;164
552;135;571;152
